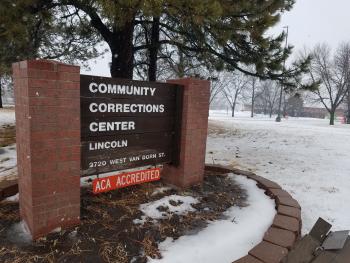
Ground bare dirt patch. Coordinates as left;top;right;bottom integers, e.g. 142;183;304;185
208;120;239;138
0;170;247;263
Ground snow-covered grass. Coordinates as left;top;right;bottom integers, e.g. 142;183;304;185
207;110;350;233
0;107;15;126
148;175;276;263
0;144;17;180
0;108;16;181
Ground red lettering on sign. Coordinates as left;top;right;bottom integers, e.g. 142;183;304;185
92;168;161;194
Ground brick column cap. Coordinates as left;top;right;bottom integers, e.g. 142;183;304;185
167;77;210;84
13;59;79;72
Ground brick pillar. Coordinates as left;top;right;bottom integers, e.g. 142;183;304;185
12;60;81;239
162;78;210;188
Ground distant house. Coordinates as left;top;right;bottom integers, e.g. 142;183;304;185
300;107;345;119
242;103;346;119
243;104;268;114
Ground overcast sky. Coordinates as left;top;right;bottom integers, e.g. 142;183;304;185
271;0;350;52
83;0;350;76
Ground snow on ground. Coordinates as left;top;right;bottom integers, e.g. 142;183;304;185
0;108;15;126
0;108;17;180
5;193;19;202
151;187;173;196
3;105;349;257
207;110;350;233
140;195;198;219
148;175;276;263
7;220;32;245
0;144;17;180
134;195;199;225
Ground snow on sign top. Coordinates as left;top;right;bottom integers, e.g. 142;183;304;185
80;75;183;177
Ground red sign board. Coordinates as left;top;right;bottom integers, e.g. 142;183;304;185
92;168;161;194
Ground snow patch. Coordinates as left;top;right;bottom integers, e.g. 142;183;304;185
0;144;17;180
0;109;15;125
140;195;198;220
5;193;19;202
50;227;62;234
134;195;199;225
151;187;172;196
7;221;32;245
148;175;276;263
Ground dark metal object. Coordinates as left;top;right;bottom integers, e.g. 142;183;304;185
322;231;349;250
309;217;332;242
80;75;183;176
282;218;350;263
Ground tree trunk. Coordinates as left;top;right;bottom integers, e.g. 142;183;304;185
329;110;335;125
276;85;283;122
282;94;287;117
251;81;255;118
231;100;237;117
232;92;240;117
110;21;135;79
0;78;3;108
148;17;160;81
177;50;185;78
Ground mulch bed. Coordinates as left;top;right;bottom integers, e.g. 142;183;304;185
0;170;247;263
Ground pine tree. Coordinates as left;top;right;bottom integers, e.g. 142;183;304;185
1;0;309;85
0;0;101;74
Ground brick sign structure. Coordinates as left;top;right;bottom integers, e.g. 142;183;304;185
12;59;210;239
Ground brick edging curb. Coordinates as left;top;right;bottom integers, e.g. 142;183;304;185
205;164;302;263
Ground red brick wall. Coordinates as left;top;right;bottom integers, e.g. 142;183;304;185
12;61;209;238
12;60;81;239
162;78;210;188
